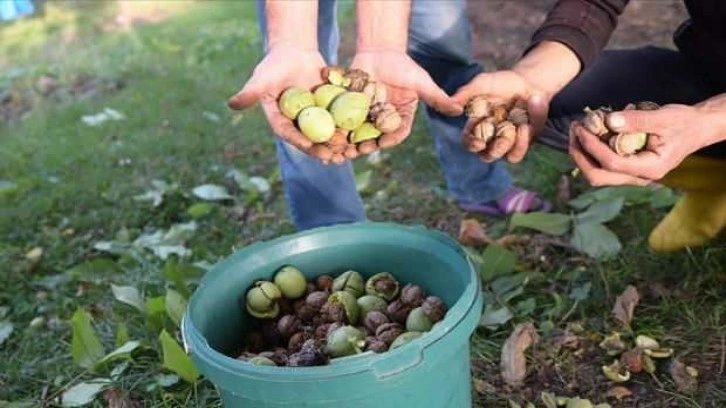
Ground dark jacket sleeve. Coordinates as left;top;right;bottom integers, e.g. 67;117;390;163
526;0;630;70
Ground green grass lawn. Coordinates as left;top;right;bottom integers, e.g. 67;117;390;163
1;1;724;407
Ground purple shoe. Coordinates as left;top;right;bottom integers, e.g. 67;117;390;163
459;187;553;217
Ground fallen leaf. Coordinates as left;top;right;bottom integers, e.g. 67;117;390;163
24;248;43;264
605;386;632;401
612;285;640;326
669;358;698;394
495;234;531;247
555;173;571;208
102;387;141;408
473;378;496;394
553;332;580;351
457;219;493;247
500;322;540;387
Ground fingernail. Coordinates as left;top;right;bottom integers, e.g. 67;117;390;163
608;113;625;129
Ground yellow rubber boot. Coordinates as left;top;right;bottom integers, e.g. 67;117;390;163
648;155;726;252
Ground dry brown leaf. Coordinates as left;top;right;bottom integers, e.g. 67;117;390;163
473;378;496;394
500;322;540;387
457;219;493;247
612;284;640;326
605;386;633;401
495;234;531;247
669;358;698;394
555;173;571;208
103;388;141;408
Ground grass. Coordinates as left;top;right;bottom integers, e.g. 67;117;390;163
1;1;725;407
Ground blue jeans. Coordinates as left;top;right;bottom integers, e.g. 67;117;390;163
256;0;513;230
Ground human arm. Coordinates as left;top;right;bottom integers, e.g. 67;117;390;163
227;1;337;161
453;0;629;163
569;93;726;186
344;0;462;160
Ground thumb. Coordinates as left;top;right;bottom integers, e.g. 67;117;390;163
418;75;463;116
605;109;660;134
451;81;479;108
228;79;265;110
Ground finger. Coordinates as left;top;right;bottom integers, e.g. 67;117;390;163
416;74;463;116
344;145;359;160
378;101;417;149
465;136;488;153
260;99;314;151
506;124;532;163
569;128;651;187
574;123;669;179
228;79;265;110
309;144;334;162
330;153;346;166
527;93;549;135
451;77;486;107
358;140;378;155
483;133;516;162
605;109;666;134
574;123;620;165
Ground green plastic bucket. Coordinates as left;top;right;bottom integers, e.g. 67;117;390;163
182;222;483;407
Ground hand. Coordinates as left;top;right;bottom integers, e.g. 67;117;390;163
452;70;550;163
227;45;337;162
345;50;463;159
569;104;712;187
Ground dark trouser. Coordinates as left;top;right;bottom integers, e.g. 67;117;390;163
538;46;726;159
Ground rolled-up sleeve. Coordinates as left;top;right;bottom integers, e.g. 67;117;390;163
527;0;630;70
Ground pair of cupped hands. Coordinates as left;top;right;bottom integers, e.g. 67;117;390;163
228;46;706;187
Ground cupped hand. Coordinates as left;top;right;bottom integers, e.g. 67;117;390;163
569;104;708;187
228;45;338;163
452;70;550;163
345;50;463;159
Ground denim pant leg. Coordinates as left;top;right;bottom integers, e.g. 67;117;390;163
408;0;513;205
539;47;722;157
256;0;366;231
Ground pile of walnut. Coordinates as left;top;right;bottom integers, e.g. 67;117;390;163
582;101;660;156
276;67;403;156
464;95;529;149
237;266;448;367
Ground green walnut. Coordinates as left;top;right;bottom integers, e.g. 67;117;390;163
248;356;277;366
390;331;422;350
349;122;382;144
245;281;282;312
324;325;366;358
328;290;360;325
332;270;365;298
273;265;308;299
297;106;336;143
313;84;346;109
278;86;315;120
357;295;388;317
365;272;400;301
405;307;433;332
329;91;371;131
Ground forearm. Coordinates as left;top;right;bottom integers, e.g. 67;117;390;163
356;0;410;52
696;93;726;147
512;41;581;98
265;0;318;50
527;0;629;70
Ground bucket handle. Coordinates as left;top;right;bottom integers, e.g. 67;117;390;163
369;340;424;379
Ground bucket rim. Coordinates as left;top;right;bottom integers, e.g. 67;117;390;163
182;221;482;380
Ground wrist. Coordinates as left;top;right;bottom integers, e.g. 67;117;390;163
355;0;409;53
512;41;580;98
265;0;318;51
695;94;726;146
